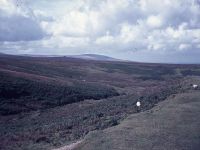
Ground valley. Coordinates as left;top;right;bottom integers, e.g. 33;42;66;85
0;54;200;150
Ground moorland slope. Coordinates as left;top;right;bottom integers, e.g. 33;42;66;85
0;54;200;150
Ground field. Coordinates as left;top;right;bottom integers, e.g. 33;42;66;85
0;54;200;150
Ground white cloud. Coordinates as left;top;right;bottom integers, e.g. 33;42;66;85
119;23;143;43
43;11;89;37
179;44;191;51
41;36;90;49
0;0;16;14
146;15;163;28
95;31;115;45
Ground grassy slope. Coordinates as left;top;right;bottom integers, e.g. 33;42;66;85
75;89;200;150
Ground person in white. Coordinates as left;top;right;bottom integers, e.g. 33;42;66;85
136;101;141;112
136;101;141;107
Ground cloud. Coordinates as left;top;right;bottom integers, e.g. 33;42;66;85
146;15;163;28
0;0;45;41
0;0;200;63
179;44;191;51
95;31;115;45
0;14;45;41
0;0;16;14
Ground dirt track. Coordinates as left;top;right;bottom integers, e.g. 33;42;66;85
53;141;82;150
73;90;200;150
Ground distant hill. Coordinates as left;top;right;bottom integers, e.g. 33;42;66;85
68;54;120;61
17;53;121;61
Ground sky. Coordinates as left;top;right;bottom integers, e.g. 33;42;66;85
0;0;200;63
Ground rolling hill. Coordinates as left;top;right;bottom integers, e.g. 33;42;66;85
18;53;120;61
0;54;200;150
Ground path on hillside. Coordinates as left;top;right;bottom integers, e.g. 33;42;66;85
73;90;200;150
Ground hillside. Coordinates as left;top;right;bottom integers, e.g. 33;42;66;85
75;89;200;150
0;54;200;150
